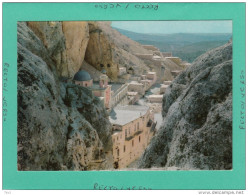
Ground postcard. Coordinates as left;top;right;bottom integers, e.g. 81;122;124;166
2;2;246;192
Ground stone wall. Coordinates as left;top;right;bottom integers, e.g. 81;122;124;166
111;83;129;108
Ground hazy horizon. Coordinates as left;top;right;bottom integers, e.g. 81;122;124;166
111;21;232;34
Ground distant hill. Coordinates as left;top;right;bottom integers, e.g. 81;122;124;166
113;27;232;62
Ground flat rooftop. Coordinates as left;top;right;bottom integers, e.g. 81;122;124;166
153;56;162;59
109;105;149;126
149;95;163;98
161;84;169;88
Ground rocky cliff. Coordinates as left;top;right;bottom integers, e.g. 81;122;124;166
26;21;152;81
27;21;89;78
139;41;232;170
18;22;113;171
85;22;151;80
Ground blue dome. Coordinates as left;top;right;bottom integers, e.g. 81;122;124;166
73;70;91;81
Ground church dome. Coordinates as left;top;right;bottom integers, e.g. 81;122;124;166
73;70;92;81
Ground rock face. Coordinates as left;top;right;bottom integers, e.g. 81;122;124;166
27;21;174;82
27;21;89;78
85;22;151;81
85;22;118;80
139;41;232;170
18;22;112;171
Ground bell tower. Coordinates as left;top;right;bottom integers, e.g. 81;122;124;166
99;69;108;88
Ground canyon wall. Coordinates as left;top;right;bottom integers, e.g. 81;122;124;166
139;41;232;170
18;22;113;170
27;21;89;78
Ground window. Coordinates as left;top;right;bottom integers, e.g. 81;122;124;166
139;136;141;142
117;136;118;141
100;64;104;67
123;145;126;152
117;149;119;156
125;129;127;138
132;140;134;147
134;124;136;131
107;64;111;67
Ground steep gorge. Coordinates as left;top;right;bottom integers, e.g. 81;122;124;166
139;41;232;170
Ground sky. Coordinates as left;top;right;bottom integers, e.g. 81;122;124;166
111;21;232;34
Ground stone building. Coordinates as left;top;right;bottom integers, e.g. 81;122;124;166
128;81;145;96
152;55;162;61
111;83;129;108
164;81;172;85
166;57;182;65
171;70;182;77
162;52;172;57
148;95;163;103
146;72;157;83
127;91;139;105
73;69;112;109
119;67;127;76
140;79;152;91
73;70;93;87
160;84;169;94
109;105;156;169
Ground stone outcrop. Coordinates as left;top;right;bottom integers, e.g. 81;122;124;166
84;22;118;80
27;21;89;78
139;41;232;170
18;22;112;171
85;22;151;81
26;21;172;82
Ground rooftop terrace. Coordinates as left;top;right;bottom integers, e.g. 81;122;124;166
109;105;149;126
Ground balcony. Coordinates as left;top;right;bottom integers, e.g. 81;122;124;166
125;130;143;141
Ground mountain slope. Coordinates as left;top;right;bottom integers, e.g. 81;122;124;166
113;27;232;62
